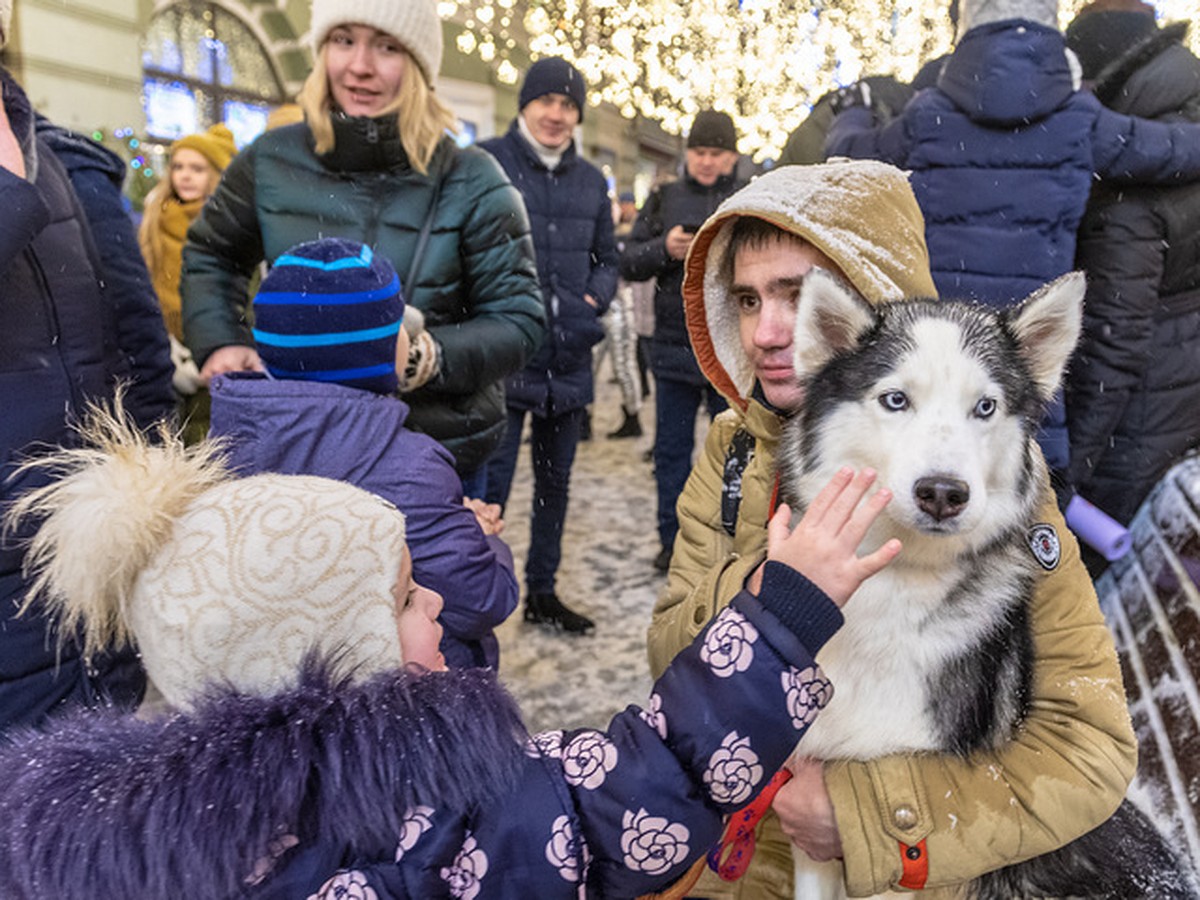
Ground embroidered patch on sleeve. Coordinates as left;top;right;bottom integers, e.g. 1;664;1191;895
1027;523;1061;571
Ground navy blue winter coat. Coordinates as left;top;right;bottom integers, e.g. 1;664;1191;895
828;20;1200;306
0;565;841;900
34;117;175;427
208;373;519;669
0;71;173;733
620;170;745;385
479;125;618;415
826;20;1200;476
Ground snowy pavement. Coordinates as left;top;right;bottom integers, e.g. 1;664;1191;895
492;377;668;735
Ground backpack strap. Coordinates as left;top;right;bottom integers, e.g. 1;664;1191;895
720;427;757;537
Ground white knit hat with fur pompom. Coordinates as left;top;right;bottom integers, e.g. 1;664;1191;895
309;0;443;86
958;0;1059;38
8;401;406;712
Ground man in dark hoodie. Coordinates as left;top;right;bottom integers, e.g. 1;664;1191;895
826;0;1200;511
1065;3;1200;548
619;110;745;573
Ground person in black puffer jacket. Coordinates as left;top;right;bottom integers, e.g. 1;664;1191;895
181;0;544;488
1065;4;1200;539
619;110;746;572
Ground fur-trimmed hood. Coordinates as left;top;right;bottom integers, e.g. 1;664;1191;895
1092;23;1200;118
0;661;528;898
681;160;937;409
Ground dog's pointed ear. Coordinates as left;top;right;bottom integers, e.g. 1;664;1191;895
1006;271;1085;401
793;268;876;376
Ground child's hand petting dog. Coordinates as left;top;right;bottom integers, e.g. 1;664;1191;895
767;467;901;608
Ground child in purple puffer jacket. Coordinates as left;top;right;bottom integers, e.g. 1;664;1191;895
208;237;517;669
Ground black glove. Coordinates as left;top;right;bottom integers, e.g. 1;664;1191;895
828;81;873;116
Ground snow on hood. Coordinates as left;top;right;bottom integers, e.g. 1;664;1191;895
939;21;1076;126
682;160;938;408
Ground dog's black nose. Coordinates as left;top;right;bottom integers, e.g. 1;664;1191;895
914;477;970;521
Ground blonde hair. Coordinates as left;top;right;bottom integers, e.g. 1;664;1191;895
297;44;457;175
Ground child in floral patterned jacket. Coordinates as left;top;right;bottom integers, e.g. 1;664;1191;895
0;402;898;899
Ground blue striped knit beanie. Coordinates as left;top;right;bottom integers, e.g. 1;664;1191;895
253;238;404;394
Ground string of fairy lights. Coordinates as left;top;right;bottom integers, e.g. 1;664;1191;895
439;0;1200;160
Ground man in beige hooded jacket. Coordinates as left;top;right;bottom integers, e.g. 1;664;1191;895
646;160;1136;898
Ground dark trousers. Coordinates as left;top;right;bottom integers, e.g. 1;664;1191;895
485;406;585;595
654;376;727;550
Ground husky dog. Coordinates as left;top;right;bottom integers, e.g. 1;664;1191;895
778;270;1196;900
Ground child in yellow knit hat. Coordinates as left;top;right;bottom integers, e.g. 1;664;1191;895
138;123;237;437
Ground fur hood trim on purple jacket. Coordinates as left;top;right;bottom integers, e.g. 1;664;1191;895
0;660;528;898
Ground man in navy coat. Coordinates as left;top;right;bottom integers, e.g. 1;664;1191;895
480;57;618;634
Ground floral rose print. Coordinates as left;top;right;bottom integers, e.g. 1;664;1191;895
546;814;590;883
562;731;619;790
308;870;378;900
638;693;668;740
620;808;690;876
701;607;759;677
394;805;435;861
782;665;833;730
441;832;489;900
703;732;763;805
527;729;565;759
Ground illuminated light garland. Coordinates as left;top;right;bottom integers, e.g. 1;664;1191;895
440;0;1200;160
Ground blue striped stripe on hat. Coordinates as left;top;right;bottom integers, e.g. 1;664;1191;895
253;238;405;394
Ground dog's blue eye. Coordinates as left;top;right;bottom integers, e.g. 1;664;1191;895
879;391;909;412
974;397;997;418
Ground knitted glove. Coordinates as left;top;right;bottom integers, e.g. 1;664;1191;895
828;81;872;116
401;329;441;392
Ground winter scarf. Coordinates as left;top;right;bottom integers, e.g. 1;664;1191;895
146;196;204;341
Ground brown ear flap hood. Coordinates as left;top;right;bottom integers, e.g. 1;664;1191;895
683;159;938;409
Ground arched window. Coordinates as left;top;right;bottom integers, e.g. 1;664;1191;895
142;1;285;148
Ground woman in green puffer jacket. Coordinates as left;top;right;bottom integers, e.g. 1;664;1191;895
180;0;544;482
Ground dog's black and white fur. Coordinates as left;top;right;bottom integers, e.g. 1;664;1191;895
778;270;1196;899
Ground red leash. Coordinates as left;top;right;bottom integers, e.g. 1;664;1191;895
707;769;794;881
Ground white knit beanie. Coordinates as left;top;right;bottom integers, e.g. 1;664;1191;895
310;0;444;86
958;0;1059;38
9;405;408;713
130;474;407;710
0;0;13;49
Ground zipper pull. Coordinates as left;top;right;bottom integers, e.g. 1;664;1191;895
366;119;379;144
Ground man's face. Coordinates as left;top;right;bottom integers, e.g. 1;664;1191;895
732;236;840;411
522;93;581;150
686;147;738;186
